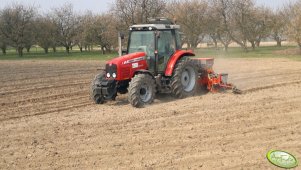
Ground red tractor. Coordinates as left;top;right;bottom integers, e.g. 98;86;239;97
91;18;238;107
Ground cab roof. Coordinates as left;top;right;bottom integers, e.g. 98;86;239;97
130;18;180;31
130;24;180;31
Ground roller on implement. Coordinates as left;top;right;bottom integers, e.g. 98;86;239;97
91;18;241;108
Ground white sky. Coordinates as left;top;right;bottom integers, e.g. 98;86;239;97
0;0;297;14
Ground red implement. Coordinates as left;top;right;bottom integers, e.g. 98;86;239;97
192;58;242;94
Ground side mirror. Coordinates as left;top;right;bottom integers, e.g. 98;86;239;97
118;32;125;56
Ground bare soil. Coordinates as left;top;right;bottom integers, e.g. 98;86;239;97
0;58;300;169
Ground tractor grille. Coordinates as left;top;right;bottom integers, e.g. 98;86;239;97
122;68;130;78
106;64;117;75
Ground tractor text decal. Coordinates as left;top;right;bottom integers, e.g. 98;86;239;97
123;56;145;64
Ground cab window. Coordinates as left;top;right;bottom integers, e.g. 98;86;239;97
157;30;176;72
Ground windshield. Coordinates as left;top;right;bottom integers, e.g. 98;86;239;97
128;31;155;56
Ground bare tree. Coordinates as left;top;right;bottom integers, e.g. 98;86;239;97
51;3;79;53
166;0;209;48
0;32;8;55
89;14;118;54
285;0;301;49
112;0;166;28
24;23;36;53
206;18;220;49
0;4;36;56
210;0;233;51
140;0;167;23
229;0;256;51
35;15;59;53
254;7;272;48
270;9;286;47
242;6;271;49
74;11;95;52
0;13;8;55
112;0;139;27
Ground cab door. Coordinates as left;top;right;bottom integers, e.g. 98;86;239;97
157;30;176;73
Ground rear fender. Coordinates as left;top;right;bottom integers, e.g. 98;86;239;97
164;50;195;76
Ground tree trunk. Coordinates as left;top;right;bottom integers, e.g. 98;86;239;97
26;47;30;53
224;44;229;52
277;40;282;47
214;41;218;49
231;37;248;52
66;46;70;53
241;45;248;52
1;47;6;55
256;40;261;47
106;46;112;53
52;47;56;53
44;48;49;54
210;34;218;49
70;46;73;51
251;41;256;50
79;47;83;52
192;39;199;49
229;35;248;52
101;47;106;54
18;47;23;57
84;45;87;51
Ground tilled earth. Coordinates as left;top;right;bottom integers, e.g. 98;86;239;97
0;58;300;169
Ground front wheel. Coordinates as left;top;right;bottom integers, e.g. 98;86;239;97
91;73;105;104
128;74;156;108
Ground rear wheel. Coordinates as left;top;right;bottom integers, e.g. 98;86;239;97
128;74;156;108
91;73;105;104
171;59;198;98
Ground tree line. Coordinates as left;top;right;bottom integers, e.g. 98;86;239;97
1;0;301;56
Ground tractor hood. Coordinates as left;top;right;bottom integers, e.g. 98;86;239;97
105;52;148;81
106;52;146;65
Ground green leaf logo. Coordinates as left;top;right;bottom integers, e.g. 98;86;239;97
267;150;298;169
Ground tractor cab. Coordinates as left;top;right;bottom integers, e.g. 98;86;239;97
127;18;182;74
91;17;239;107
91;18;210;107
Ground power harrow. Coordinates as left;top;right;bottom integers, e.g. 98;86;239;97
193;58;242;94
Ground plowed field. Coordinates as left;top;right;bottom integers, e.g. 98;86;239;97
0;58;300;169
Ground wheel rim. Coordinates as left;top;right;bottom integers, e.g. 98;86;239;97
181;67;196;92
139;84;152;102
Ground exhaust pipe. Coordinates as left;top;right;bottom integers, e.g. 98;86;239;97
118;32;124;57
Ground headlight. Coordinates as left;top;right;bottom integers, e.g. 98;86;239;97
112;73;117;78
106;73;111;78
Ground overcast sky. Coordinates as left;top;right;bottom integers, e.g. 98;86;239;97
0;0;296;14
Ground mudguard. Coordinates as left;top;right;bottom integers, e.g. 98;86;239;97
164;50;195;76
134;69;154;78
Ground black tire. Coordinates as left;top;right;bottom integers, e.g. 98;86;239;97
128;74;156;108
90;73;105;104
171;58;198;98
